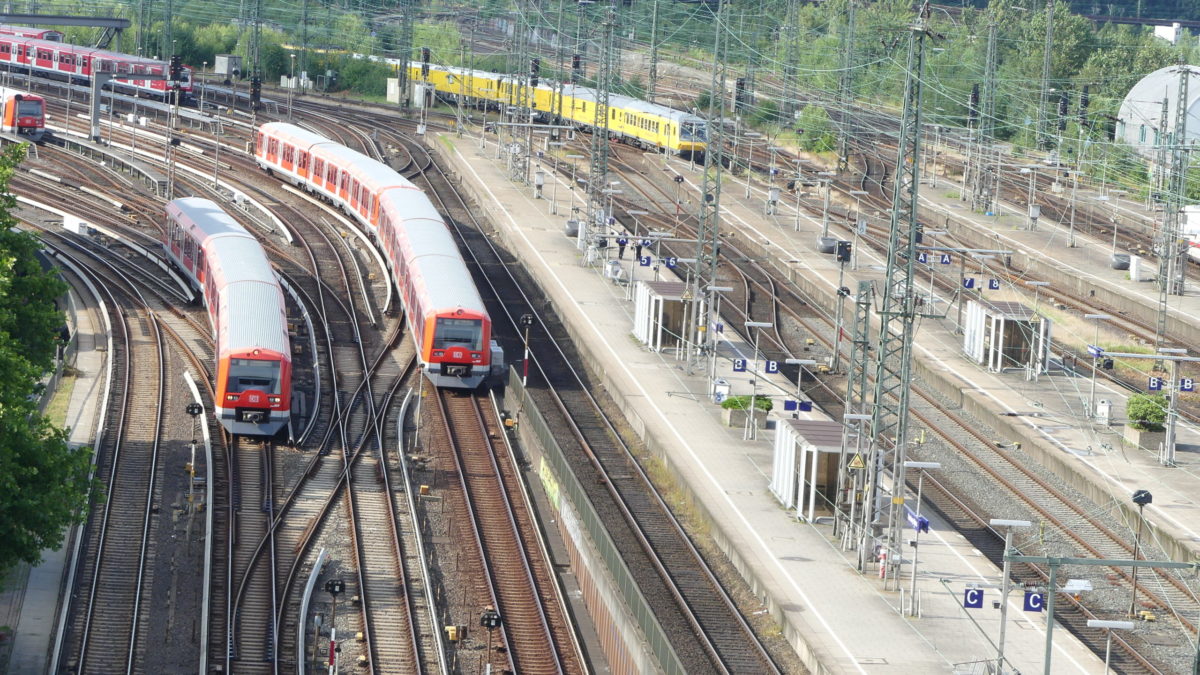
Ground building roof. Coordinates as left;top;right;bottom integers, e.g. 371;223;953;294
782;419;844;451
1117;63;1200;153
975;300;1037;321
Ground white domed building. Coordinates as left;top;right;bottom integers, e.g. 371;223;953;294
1116;63;1200;156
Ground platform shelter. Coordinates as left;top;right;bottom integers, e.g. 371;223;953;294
633;280;705;356
962;299;1051;375
770;419;845;522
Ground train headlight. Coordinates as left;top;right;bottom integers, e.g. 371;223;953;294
226;394;237;401
269;396;280;404
433;350;444;358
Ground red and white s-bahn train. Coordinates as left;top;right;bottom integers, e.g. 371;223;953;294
254;122;503;389
163;198;292;436
0;24;193;101
0;86;44;140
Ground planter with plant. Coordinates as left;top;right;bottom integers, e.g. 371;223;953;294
720;395;773;428
1123;393;1167;450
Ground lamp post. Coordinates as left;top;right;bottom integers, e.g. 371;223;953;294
743;131;761;198
818;171;836;238
287;53;296;121
991;518;1032;674
1086;620;1135;674
793;159;804;232
1019;166;1039;230
848;190;868;269
1085;313;1113;420
707;286;733;384
744;321;773;441
784;358;818;411
904;460;941;616
520;314;534;389
1025;281;1050;379
1159;347;1186;465
1129;489;1153;618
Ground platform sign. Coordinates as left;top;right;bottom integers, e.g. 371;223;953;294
616;237;628;246
940;253;952;265
1182;378;1195;393
664;256;679;269
988;279;1001;291
607;216;616;225
962;278;976;289
784;400;798;411
639;256;652;267
765;360;780;374
905;508;931;533
799;401;812;412
917;252;928;264
732;358;747;372
640;239;653;247
1149;376;1163;391
964;588;984;609
1087;344;1104;358
1023;591;1044;612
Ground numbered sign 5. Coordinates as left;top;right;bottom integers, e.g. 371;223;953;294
639;256;652;267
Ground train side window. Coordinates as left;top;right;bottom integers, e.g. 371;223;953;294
183;235;194;258
256;132;264;153
340;173;349;192
298;151;309;170
283;145;294;163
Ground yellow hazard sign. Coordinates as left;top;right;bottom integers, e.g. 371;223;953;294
847;454;866;470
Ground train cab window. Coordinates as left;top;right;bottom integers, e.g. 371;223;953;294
18;98;42;118
227;358;281;394
434;318;483;351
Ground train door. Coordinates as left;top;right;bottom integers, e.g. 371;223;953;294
297;150;310;181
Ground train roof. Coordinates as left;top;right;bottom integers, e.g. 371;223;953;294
379;194;486;314
263;122;414;189
222;281;289;356
0;32;172;68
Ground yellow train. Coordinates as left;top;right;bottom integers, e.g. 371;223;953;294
406;63;708;155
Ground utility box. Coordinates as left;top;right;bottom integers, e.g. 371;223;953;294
712;377;730;404
1096;399;1112;426
214;54;242;78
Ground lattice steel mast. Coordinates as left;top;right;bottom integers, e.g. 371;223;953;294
585;4;617;244
1155;60;1193;357
694;0;728;356
396;0;412;109
835;0;858;174
869;2;934;582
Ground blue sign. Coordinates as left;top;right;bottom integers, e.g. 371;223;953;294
1149;376;1163;391
616;237;628;246
783;400;797;411
1182;378;1195;393
917;252;928;264
988;278;1001;291
1087;344;1104;358
664;256;679;269
940;253;952;265
765;360;780;374
963;278;976;290
964;588;984;609
799;401;813;412
639;256;652;267
1023;591;1044;612
640;239;653;247
714;321;724;333
607;216;616;225
732;359;747;372
770;167;779;176
905;506;931;533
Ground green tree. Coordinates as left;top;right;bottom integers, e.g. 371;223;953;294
796;105;836;153
0;144;94;581
1127;393;1167;432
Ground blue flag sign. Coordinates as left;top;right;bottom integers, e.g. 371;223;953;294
988;279;1001;290
1182;378;1195;393
963;278;976;290
640;239;653;247
1023;591;1044;612
732;359;747;372
799;401;813;412
964;588;984;609
1149;376;1162;391
940;253;952;265
664;256;679;268
1087;344;1104;358
917;252;928;264
639;256;652;267
765;360;780;374
783;400;797;411
616;237;628;246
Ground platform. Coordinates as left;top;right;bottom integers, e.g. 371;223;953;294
431;130;1111;673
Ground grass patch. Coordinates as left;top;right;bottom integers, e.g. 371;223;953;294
43;370;77;428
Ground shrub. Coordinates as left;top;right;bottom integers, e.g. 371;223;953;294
1127;393;1167;432
721;395;773;413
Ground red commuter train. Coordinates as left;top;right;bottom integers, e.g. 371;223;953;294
254;122;502;388
163;198;292;436
0;86;44;140
0;24;193;101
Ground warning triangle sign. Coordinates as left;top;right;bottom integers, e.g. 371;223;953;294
848;454;866;470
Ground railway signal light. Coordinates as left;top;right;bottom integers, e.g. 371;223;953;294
571;53;582;82
421;46;430;80
734;77;746;107
1057;93;1068;132
968;84;979;123
1079;84;1091;127
835;240;852;263
250;76;262;104
530;57;540;87
169;54;182;81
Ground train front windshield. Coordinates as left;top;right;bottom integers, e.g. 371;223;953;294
17;99;41;118
434;318;483;352
228;358;282;393
681;122;707;142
